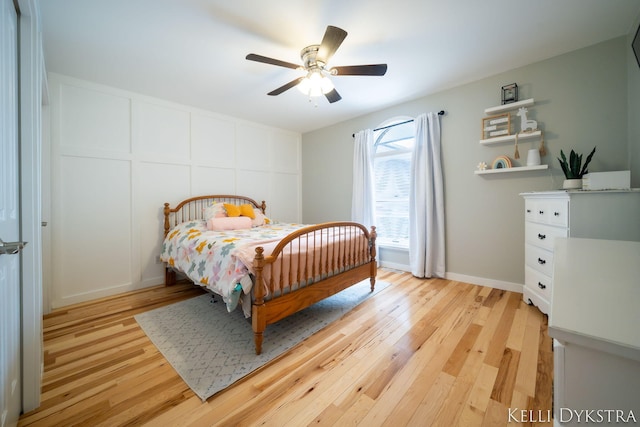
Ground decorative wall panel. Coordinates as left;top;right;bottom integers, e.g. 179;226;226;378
137;162;191;286
59;83;131;153
270;131;300;173
135;101;190;161
48;74;301;307
192;166;236;196
55;156;132;304
237;125;270;171
269;172;301;222
191;113;235;166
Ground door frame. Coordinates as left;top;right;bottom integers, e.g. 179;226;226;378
17;0;45;412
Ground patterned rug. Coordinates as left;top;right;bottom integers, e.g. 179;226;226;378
135;279;390;401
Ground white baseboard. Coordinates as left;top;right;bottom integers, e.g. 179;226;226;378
51;269;523;309
445;272;523;293
51;280;157;309
379;264;524;294
378;260;411;272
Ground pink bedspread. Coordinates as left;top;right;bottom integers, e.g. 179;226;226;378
233;225;371;298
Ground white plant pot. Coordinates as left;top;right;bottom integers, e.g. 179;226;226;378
563;179;582;190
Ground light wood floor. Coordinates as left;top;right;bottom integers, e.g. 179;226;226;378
19;269;552;426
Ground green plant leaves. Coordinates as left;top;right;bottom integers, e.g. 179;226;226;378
557;147;596;179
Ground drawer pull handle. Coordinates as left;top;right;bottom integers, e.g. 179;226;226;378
537;258;546;265
538;282;546;290
526;209;531;213
538;210;544;215
554;212;560;216
537;233;546;240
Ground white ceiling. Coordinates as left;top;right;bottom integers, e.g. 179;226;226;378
39;0;640;134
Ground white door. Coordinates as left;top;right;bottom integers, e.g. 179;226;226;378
1;0;23;425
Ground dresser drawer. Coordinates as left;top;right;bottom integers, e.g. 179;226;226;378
525;266;552;301
525;198;569;227
525;244;554;277
525;223;568;251
546;199;569;227
524;200;538;223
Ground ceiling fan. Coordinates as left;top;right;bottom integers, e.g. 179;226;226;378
246;25;388;103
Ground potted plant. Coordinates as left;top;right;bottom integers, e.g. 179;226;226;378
557;147;596;189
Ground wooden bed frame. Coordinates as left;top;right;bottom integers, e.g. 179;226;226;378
163;195;377;354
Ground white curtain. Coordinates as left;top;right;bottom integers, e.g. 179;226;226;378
409;112;445;278
351;129;376;228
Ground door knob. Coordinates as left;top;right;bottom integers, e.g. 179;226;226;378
0;238;27;255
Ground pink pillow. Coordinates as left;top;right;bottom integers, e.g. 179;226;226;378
207;216;252;231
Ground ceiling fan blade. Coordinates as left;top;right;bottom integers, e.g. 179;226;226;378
332;64;388;76
316;26;348;64
267;77;305;96
246;53;300;70
325;88;342;103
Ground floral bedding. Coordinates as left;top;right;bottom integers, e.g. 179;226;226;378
160;220;307;314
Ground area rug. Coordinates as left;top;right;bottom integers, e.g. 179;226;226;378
135;279;390;401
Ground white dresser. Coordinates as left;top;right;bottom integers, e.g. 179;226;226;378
520;190;640;314
550;238;640;425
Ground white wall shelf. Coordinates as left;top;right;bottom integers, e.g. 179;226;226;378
476;99;547;175
484;98;534;115
475;165;548;175
479;130;541;145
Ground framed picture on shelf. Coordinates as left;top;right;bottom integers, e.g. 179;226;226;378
481;113;511;139
501;83;518;104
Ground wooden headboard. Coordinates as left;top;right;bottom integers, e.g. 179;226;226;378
163;195;267;237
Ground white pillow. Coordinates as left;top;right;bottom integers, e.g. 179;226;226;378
251;209;267;227
203;202;225;220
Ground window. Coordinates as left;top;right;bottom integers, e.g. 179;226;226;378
373;119;415;248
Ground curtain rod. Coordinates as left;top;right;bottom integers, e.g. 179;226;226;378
352;110;445;137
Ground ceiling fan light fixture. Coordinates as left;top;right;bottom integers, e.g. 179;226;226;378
246;25;386;103
297;71;334;97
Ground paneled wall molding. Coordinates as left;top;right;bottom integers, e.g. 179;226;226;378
47;73;301;308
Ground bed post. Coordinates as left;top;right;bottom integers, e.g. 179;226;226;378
163;203;171;237
163;203;176;286
369;226;377;292
252;246;266;355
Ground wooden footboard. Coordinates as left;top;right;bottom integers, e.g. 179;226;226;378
251;222;377;354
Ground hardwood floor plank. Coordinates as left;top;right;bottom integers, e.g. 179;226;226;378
506;301;530;352
138;396;202;427
91;377;188;427
531;315;553;417
406;372;457;427
466;362;499;413
513;305;543;397
481;398;509;427
329;394;375;426
483;292;522;367
442;323;483;377
19;270;552;426
490;347;521;405
368;283;484;426
42;335;150;386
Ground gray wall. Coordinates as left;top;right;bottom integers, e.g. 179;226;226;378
302;35;637;286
